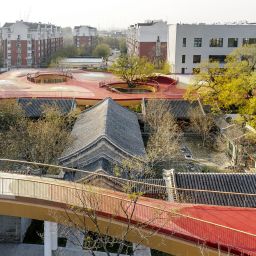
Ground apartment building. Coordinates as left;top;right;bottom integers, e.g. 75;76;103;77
127;20;168;61
1;20;63;68
167;23;256;74
73;25;97;51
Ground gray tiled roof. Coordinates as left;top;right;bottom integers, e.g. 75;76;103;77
17;98;76;118
174;172;256;207
60;98;145;158
2;23;14;28
59;98;145;173
145;99;202;119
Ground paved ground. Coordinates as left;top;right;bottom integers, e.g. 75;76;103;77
0;69;185;102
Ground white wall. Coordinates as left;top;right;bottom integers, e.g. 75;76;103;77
2;21;29;40
168;24;256;74
138;21;168;42
74;26;97;37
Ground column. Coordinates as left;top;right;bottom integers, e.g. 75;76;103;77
133;244;151;256
44;221;58;256
44;221;52;256
163;169;176;202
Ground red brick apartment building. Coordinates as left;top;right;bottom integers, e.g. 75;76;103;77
1;20;63;68
73;26;97;52
127;20;168;62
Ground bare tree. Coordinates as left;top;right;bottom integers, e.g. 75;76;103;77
145;100;182;174
54;184;168;256
189;107;214;147
0;100;80;172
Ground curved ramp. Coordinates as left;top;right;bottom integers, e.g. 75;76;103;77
0;173;255;256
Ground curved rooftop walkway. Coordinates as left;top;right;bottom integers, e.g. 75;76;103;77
0;171;256;256
0;69;185;105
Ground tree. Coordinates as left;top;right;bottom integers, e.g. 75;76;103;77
189;107;214;147
55;183;166;256
185;45;256;127
121;100;182;179
49;46;80;67
119;38;127;54
93;43;111;60
0;101;79;171
0;49;3;68
110;55;155;88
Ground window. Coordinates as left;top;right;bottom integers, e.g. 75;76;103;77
193;55;201;63
193;68;200;74
209;55;226;63
27;34;31;39
182;38;186;47
228;38;238;47
243;38;256;45
209;38;223;47
194;38;202;47
182;55;186;63
181;68;186;74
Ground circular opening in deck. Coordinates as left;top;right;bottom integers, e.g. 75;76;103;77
27;72;73;84
104;82;159;94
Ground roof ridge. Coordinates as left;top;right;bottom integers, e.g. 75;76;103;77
176;172;256;175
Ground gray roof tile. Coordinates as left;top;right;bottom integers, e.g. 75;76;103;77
174;172;256;207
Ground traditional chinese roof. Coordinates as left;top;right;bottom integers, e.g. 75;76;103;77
144;99;204;120
17;98;76;118
59;98;146;174
173;172;256;207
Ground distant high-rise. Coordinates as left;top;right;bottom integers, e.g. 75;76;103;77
73;25;97;53
1;20;63;68
127;20;168;62
167;23;256;74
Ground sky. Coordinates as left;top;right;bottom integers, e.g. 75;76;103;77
1;0;256;30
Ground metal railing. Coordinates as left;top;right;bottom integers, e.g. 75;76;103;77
0;173;255;255
1;158;256;208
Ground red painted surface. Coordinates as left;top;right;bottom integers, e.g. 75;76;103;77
91;188;256;255
0;70;185;101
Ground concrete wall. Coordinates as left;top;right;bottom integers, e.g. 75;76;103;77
168;24;256;74
0;216;31;243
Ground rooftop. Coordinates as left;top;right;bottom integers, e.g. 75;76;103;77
59;98;146;174
17;98;76;118
173;172;256;207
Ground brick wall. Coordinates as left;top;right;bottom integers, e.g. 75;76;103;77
139;42;167;61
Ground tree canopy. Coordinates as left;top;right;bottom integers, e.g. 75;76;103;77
92;43;111;60
186;45;256;127
110;55;155;87
0;100;79;169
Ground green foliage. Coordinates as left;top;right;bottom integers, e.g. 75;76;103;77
0;100;25;132
154;61;171;75
0;49;3;68
97;36;126;51
110;55;155;87
49;46;82;67
93;43;111;60
186;45;256;127
119;38;127;54
0;101;77;166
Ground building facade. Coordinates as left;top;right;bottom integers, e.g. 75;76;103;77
127;20;168;62
167;23;256;74
1;20;63;68
73;26;97;52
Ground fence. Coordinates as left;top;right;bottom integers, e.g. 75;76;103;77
0;173;255;255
